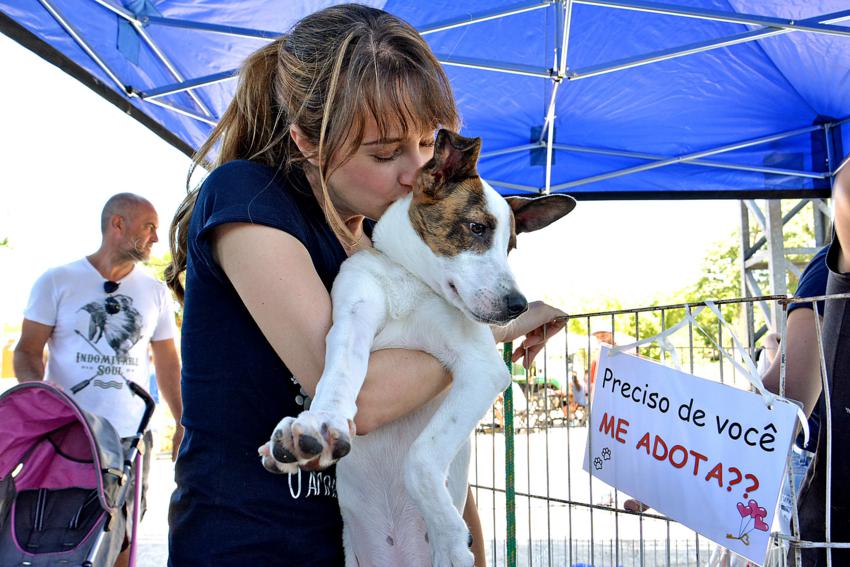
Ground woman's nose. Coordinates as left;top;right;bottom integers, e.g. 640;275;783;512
399;152;431;188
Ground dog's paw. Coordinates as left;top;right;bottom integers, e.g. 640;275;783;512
431;537;474;567
258;441;298;474
292;410;355;467
266;412;355;472
428;519;475;567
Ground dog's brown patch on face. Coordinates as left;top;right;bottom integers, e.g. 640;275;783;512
507;214;517;253
410;177;497;257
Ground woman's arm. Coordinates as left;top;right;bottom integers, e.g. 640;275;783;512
213;223;450;434
464;486;487;566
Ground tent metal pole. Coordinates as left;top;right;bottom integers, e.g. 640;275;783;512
480;141;828;178
37;0;126;93
144;16;279;40
480;144;541;159
419;0;553;35
569;8;850;80
436;54;552;78
543;1;572;193
142;70;238;99
552;143;828;178
575;0;850;38
89;0;278;39
130;22;214;118
144;98;217;126
542;81;559;193
538;0;573;145
487;180;542;193
89;0;134;21
550;123;830;190
559;0;574;76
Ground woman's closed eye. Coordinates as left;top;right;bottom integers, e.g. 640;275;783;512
372;147;403;162
372;139;436;163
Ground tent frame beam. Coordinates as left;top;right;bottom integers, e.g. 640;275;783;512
38;0;125;93
113;0;850;138
575;0;850;38
568;7;850;80
481;141;829;180
419;0;554;35
549;122;842;191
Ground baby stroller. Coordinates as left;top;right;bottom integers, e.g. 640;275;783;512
0;381;154;566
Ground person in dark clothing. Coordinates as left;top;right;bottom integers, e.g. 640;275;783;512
164;6;565;566
796;156;850;566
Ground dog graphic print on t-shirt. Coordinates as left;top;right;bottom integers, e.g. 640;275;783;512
79;294;143;356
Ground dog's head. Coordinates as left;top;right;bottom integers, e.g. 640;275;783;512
407;129;575;324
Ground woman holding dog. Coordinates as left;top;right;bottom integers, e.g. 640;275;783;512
165;5;566;565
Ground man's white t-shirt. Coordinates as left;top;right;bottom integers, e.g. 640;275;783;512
24;258;177;436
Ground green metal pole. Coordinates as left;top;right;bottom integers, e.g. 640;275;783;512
503;342;517;567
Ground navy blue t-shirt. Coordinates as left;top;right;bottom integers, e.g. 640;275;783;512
168;161;348;566
789;245;828;317
788;245;828;452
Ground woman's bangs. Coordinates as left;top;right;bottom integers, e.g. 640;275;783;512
363;69;458;141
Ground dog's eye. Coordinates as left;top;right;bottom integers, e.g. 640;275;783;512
469;222;487;236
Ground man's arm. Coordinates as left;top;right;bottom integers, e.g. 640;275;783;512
761;308;824;416
13;319;53;382
150;338;183;460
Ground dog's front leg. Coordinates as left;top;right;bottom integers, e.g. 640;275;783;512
405;346;511;567
263;268;388;473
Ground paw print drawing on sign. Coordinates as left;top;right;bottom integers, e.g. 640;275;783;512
593;456;604;470
602;447;612;461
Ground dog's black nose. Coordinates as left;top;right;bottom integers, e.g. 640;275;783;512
505;291;528;316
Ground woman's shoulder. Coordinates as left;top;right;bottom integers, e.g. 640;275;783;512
190;160;320;240
197;160;310;210
202;160;284;194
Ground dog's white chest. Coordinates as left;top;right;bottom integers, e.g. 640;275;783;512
339;250;462;356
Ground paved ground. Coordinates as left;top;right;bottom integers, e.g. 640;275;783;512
136;455;173;567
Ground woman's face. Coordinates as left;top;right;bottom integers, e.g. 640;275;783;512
325;117;437;220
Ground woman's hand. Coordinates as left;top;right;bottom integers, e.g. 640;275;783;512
492;301;566;368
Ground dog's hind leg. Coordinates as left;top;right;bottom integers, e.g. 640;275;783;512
268;264;388;470
404;344;511;567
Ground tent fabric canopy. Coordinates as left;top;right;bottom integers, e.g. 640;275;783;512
2;0;849;199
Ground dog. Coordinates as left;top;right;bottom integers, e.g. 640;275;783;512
260;130;575;566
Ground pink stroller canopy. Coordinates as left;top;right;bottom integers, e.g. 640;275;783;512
0;383;125;510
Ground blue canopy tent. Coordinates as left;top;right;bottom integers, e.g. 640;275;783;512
1;0;849;200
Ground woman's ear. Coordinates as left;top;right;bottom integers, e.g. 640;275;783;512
290;125;319;166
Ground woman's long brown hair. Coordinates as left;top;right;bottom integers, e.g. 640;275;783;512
166;4;459;303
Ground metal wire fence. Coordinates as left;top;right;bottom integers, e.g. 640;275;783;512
471;293;849;567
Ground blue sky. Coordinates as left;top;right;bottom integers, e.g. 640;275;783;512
0;32;742;328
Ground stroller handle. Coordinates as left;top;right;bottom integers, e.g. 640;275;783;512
127;381;156;436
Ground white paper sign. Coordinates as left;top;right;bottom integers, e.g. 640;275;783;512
583;347;798;566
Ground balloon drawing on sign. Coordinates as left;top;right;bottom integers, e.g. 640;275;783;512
727;499;770;546
726;467;743;493
743;473;759;499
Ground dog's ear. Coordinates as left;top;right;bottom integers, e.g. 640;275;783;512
429;129;482;187
506;194;576;234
